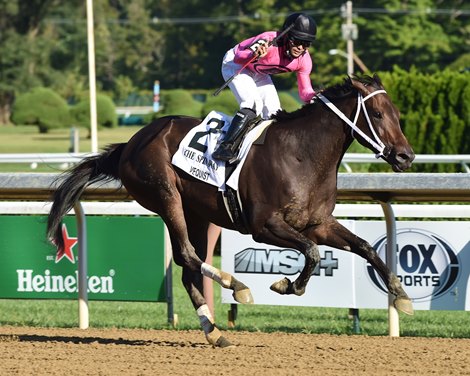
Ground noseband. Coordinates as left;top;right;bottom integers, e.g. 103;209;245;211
317;89;387;158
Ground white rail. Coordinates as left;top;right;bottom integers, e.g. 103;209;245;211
341;153;470;173
0;153;94;163
1;201;468;218
0;153;95;170
116;106;153;116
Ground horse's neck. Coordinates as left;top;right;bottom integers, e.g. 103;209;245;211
318;98;357;167
295;109;354;173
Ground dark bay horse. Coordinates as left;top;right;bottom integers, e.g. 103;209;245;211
47;75;415;347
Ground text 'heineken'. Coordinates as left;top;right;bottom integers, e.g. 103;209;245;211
17;269;114;294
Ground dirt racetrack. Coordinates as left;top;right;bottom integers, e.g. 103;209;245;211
0;326;469;375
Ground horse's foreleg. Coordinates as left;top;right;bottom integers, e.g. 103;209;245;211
312;219;413;315
181;268;233;348
255;214;320;296
201;263;254;304
172;237;254;307
172;238;237;347
176;209;252;347
138;174;246;345
269;243;320;296
356;240;413;315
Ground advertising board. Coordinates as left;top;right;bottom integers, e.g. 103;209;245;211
0;215;166;302
221;221;470;310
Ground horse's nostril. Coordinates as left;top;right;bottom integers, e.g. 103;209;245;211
397;152;414;163
394;153;415;170
398;153;409;162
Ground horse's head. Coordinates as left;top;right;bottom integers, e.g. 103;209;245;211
351;74;415;172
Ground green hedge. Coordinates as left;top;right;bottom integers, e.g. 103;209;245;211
11;87;71;133
71;94;117;128
380;68;470;172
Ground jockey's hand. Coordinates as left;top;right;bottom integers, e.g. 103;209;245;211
255;40;268;58
309;92;317;103
249;39;268;59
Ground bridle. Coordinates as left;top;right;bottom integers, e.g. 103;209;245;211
317;89;388;158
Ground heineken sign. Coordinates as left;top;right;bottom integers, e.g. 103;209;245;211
0;215;167;302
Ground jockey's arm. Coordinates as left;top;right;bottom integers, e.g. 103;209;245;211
297;72;316;103
234;32;274;64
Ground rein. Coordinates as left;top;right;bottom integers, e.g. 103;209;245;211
317;89;387;158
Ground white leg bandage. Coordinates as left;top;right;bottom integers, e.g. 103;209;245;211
197;304;214;334
201;263;231;288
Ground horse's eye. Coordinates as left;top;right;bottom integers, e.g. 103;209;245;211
373;111;382;119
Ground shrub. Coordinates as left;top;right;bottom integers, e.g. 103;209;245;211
158;89;203;117
71;94;117;128
11;87;71;133
200;90;238;117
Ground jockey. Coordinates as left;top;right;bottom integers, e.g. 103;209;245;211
213;12;317;162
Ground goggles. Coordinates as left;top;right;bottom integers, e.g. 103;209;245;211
288;37;311;48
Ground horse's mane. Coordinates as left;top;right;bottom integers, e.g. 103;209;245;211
272;74;383;122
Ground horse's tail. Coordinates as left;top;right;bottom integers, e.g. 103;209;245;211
47;143;126;251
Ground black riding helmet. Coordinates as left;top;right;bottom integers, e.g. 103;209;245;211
282;12;317;42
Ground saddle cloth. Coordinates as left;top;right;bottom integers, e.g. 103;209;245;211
171;110;272;191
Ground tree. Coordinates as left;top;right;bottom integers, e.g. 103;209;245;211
0;0;56;124
354;0;455;72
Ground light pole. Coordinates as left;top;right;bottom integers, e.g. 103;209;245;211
339;1;358;76
86;0;98;153
344;1;354;76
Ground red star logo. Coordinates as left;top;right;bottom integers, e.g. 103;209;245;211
55;224;77;264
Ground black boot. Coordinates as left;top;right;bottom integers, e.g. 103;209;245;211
213;108;256;163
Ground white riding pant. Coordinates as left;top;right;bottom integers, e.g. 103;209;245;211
221;48;281;119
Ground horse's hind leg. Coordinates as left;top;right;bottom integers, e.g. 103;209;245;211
310;218;413;315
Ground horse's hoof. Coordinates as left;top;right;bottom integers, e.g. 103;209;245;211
270;277;291;295
232;288;254;304
206;326;234;348
214;336;235;348
394;298;414;315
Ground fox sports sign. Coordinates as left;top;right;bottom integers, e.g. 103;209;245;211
367;228;460;302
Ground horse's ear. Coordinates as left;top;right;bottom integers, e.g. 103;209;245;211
373;73;383;87
351;77;369;95
351;74;383;94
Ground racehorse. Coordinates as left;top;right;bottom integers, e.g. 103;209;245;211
47;74;415;347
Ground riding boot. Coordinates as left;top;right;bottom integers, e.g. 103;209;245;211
213;108;257;163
